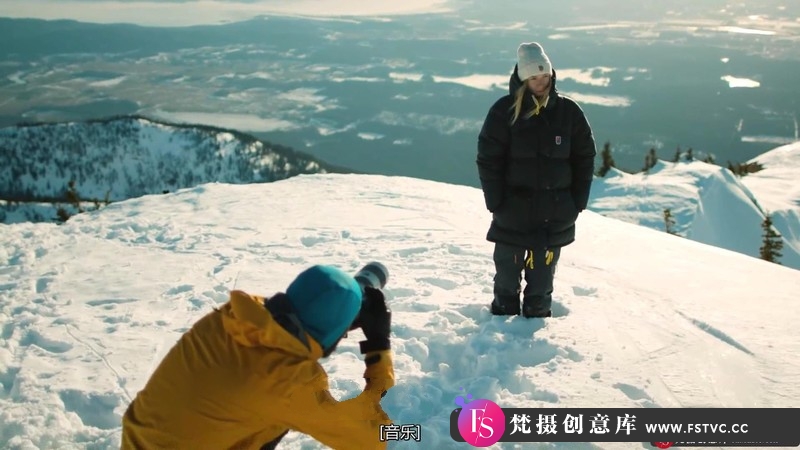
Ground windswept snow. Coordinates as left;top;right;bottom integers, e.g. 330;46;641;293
589;155;800;270
1;174;798;449
740;141;800;269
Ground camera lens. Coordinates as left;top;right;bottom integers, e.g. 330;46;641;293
354;262;389;291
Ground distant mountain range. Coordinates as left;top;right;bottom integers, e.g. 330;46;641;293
2;114;797;269
0;115;352;223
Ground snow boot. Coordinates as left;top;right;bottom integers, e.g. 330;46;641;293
491;295;520;316
522;297;551;318
522;307;552;318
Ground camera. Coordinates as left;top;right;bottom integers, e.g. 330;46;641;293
354;261;389;292
349;262;389;331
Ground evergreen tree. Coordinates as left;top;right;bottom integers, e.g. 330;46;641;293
65;180;84;214
642;148;657;173
673;146;681;163
759;214;783;264
55;206;71;223
685;147;694;162
664;208;677;235
597;141;616;177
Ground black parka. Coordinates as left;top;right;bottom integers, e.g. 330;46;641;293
477;65;596;249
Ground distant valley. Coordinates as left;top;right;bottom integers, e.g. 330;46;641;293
1;4;798;186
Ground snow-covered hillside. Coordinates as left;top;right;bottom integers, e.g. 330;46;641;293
1;174;798;449
0;116;344;223
739;141;800;270
588;148;800;270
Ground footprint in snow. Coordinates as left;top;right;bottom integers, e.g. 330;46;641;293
396;247;429;257
86;298;138;308
572;285;598;297
300;236;327;247
300;231;342;247
390;302;439;313
613;382;660;408
165;285;193;296
385;287;416;299
59;389;123;430
188;297;206;311
417;277;459;290
551;299;570;317
35;277;54;294
0;367;21;399
1;322;14;340
20;329;73;354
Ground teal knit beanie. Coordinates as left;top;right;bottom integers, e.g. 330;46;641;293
285;265;362;350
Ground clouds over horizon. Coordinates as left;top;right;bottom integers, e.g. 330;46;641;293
0;0;453;27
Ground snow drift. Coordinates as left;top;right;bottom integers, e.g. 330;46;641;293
588;146;800;270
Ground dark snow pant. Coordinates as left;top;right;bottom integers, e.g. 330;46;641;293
492;242;561;316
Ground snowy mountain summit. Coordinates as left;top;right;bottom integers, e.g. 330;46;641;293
1;174;798;449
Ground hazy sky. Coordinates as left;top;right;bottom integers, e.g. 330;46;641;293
0;0;454;26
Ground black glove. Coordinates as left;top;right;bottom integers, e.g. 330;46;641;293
358;286;391;354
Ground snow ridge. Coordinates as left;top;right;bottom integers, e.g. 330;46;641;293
0;115;342;223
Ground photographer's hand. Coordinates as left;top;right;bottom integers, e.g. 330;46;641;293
358;286;391;353
357;287;394;397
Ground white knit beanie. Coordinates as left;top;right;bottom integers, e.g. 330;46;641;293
517;42;552;80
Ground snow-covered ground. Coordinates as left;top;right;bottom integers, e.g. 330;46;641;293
739;141;800;269
1;174;798;449
588;143;800;270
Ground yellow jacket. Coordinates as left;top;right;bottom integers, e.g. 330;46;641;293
121;290;395;450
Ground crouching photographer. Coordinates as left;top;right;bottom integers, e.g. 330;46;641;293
121;263;395;450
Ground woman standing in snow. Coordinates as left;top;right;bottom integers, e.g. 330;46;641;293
477;42;596;318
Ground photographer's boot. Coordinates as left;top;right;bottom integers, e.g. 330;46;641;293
491;295;520;316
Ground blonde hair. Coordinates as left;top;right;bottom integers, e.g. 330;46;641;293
510;76;551;124
510;83;531;125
